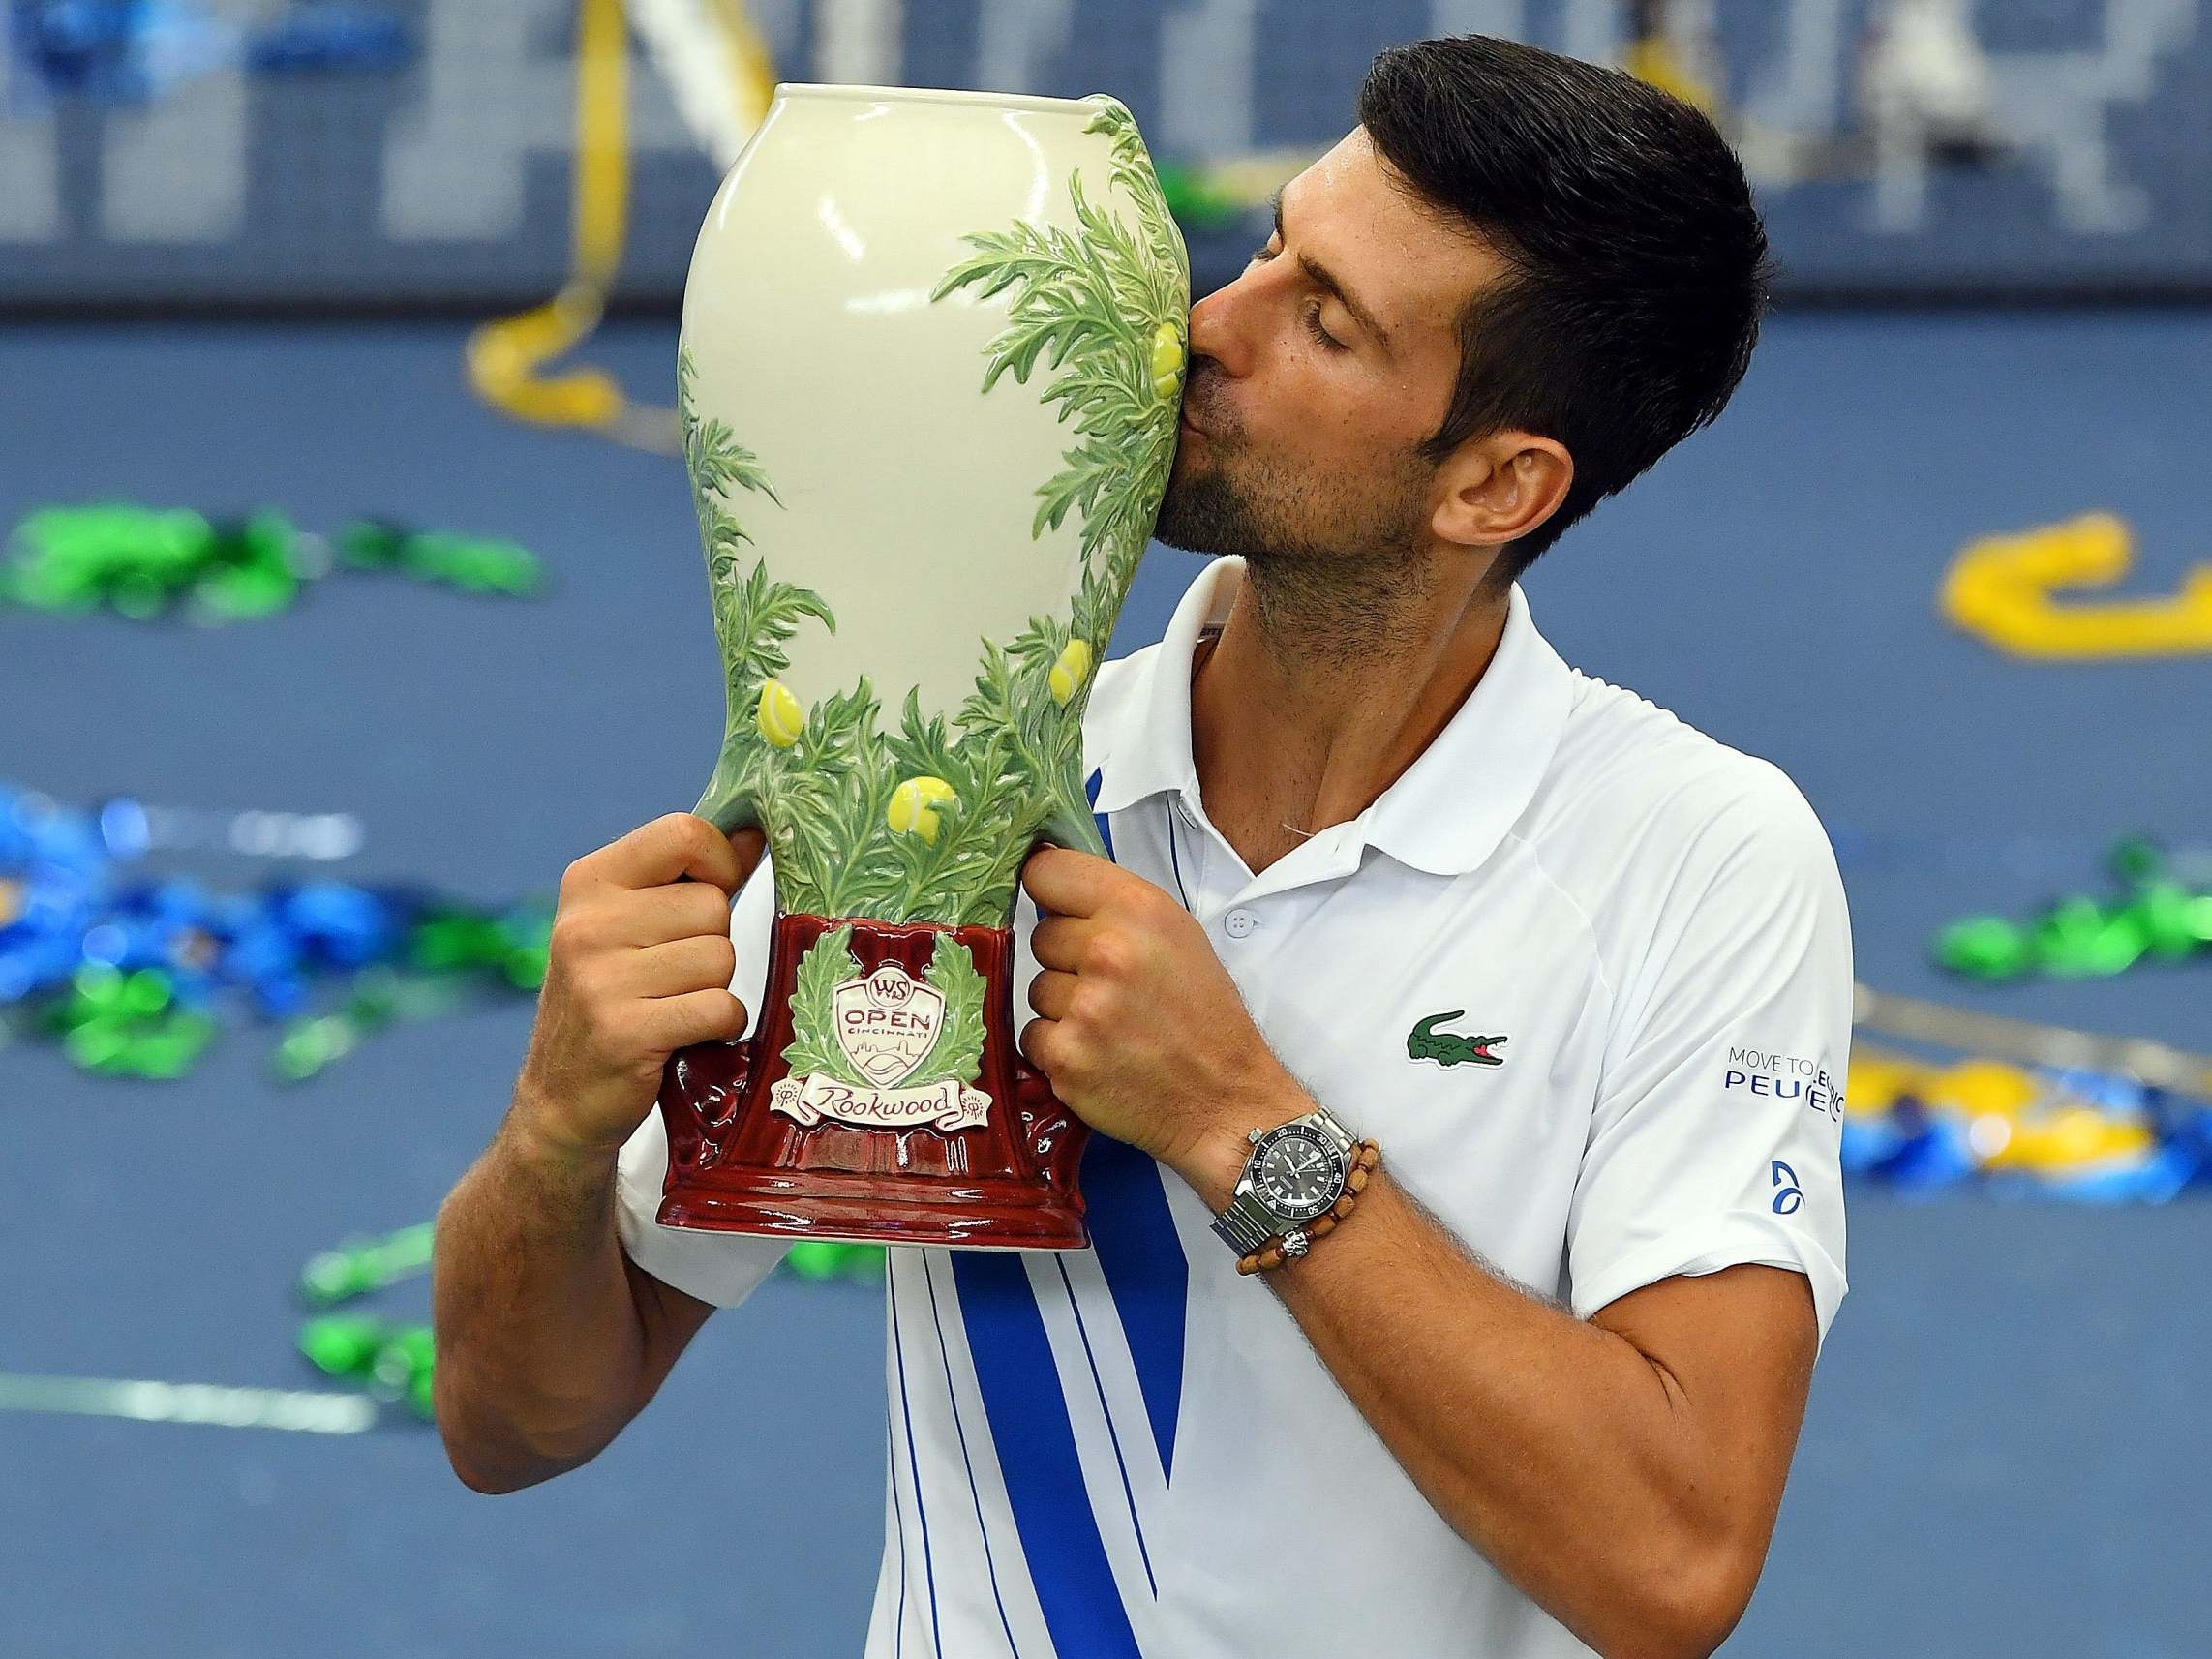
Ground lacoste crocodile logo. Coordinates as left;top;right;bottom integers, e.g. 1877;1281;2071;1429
1407;1011;1508;1069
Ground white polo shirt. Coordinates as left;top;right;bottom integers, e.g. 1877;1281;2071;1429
618;553;1852;1659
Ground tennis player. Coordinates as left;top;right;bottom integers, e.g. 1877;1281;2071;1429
435;35;1849;1659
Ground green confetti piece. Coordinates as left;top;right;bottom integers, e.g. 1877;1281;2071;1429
783;1241;845;1281
300;1314;393;1378
1933;917;2032;981
117;969;172;1020
2030;897;2147;978
299;1249;371;1307
271;1014;358;1083
369;1326;434;1398
298;1224;434;1307
2137;883;2203;960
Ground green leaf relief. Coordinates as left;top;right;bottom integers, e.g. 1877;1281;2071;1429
910;932;987;1087
684;104;1181;922
780;925;868;1085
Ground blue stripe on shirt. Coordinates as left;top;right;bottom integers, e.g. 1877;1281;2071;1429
952;1251;1145;1659
1076;1132;1188;1480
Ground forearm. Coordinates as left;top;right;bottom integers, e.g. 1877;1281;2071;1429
430;1088;651;1493
1289;1175;1740;1656
1176;1126;1747;1659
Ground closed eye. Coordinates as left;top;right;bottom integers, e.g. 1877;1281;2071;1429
1301;302;1347;352
1249;241;1349;352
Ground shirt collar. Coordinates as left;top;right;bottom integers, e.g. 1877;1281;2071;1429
1090;555;1575;878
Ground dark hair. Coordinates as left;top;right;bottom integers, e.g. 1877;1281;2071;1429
1357;35;1773;583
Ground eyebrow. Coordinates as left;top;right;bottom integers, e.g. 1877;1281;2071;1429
1271;189;1394;354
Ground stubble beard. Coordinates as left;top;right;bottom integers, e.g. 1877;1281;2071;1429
1154;431;1439;669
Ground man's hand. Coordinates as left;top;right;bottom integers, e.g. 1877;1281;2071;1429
1017;844;1292;1170
513;812;765;1161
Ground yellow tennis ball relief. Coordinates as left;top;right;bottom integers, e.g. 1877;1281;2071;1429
756;679;804;747
888;776;956;843
1150;321;1184;402
1048;639;1095;706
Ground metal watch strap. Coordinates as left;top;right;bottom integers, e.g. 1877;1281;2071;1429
1210;1191;1284;1256
1306;1106;1357;1158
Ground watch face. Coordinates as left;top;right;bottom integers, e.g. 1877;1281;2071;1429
1254;1125;1347;1222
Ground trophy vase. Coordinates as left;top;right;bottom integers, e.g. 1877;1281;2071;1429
649;83;1189;1250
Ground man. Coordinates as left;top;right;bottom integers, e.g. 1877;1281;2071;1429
433;34;1850;1659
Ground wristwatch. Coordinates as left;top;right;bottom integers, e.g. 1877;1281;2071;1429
1209;1104;1361;1262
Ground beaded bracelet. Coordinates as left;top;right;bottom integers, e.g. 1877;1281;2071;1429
1237;1140;1381;1275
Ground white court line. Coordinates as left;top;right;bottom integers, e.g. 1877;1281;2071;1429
0;1372;382;1435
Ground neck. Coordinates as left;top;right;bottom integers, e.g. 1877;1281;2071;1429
1189;555;1510;874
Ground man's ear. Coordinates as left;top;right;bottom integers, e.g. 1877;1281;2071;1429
1431;433;1573;551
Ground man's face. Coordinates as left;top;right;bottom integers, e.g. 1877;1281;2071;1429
1155;129;1510;573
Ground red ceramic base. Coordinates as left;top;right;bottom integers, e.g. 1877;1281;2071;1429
653;913;1091;1250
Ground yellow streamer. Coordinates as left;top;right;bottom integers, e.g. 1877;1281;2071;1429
1852;984;2212;1103
465;0;776;455
1941;512;2212;660
1624;33;1721;118
707;0;778;136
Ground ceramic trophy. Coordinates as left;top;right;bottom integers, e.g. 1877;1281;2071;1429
651;84;1190;1249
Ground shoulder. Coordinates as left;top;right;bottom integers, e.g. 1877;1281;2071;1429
1525;670;1844;947
1547;670;1833;857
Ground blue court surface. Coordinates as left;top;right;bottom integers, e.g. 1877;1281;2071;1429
2;312;2206;1657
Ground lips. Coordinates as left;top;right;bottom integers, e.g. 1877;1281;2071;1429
1179;370;1221;437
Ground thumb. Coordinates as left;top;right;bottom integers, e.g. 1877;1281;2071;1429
729;826;768;888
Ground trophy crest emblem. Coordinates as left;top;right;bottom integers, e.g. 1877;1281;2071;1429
762;927;993;1132
837;963;940;1087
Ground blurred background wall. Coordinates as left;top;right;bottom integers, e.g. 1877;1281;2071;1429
4;0;2209;310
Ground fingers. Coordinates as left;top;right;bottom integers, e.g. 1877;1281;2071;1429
1027;966;1078;1021
1017;1013;1063;1071
619;934;742;1001
570;813;751;898
520;819;764;1156
729;826;767;890
638;986;751;1053
1030;913;1108;972
1019;844;1113;916
602;879;739;949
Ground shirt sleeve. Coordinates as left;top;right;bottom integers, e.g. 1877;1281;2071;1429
614;849;790;1309
1566;768;1853;1346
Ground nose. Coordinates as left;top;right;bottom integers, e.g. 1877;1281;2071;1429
1185;274;1256;379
